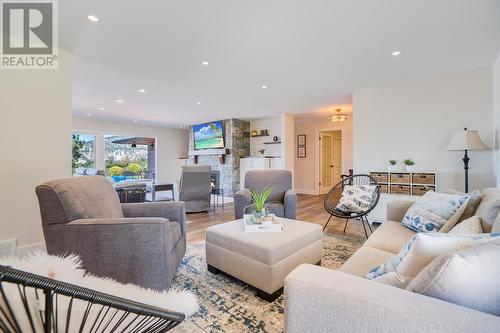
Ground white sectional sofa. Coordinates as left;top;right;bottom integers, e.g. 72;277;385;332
284;192;500;333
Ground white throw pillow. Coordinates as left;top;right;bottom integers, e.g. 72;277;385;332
401;192;469;232
449;216;484;234
335;185;376;214
366;232;500;287
407;239;500;316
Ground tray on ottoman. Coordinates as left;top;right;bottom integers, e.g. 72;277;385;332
205;218;323;301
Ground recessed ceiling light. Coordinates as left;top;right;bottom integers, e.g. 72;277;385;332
87;15;99;22
139;89;146;93
202;61;209;66
196;101;202;105
86;113;92;117
133;119;138;123
261;85;268;89
392;50;402;56
116;99;124;103
99;107;104;111
249;113;254;117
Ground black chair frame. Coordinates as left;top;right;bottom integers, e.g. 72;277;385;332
323;174;380;238
0;265;185;333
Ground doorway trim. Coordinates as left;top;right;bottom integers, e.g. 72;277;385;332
315;128;344;195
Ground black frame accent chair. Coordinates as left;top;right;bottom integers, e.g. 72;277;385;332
323;174;380;238
0;265;184;332
35;176;186;291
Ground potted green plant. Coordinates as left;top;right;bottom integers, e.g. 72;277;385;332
403;159;416;172
250;188;272;223
388;160;397;172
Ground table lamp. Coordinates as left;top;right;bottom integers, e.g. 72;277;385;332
446;128;488;192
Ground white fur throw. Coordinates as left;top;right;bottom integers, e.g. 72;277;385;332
0;251;198;332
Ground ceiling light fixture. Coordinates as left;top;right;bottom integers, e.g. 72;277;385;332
139;89;146;93
116;99;124;103
86;113;93;117
133;119;138;123
99;107;104;111
261;85;268;89
196;101;202;105
87;15;99;22
329;108;347;123
202;61;209;66
392;50;402;56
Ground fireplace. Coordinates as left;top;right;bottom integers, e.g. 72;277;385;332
210;170;220;190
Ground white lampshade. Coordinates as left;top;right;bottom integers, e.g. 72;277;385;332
446;129;489;151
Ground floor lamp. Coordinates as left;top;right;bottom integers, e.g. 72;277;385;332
446;128;488;192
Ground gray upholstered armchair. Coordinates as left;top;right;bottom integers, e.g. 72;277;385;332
234;170;297;219
173;165;212;213
35;176;186;291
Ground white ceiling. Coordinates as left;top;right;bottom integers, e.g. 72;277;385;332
63;0;500;127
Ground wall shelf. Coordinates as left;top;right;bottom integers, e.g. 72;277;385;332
188;148;230;164
263;141;281;144
251;134;269;137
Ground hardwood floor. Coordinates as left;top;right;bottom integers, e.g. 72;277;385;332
186;194;376;244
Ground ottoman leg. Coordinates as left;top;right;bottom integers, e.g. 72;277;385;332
256;288;282;302
207;264;220;274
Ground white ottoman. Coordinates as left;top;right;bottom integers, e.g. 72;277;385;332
205;218;323;301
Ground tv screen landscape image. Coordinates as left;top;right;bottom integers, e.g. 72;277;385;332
193;121;225;150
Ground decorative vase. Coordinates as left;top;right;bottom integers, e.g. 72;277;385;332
406;165;416;172
388;165;397;172
252;207;270;224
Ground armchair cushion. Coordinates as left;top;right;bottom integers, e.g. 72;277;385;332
244;170;292;202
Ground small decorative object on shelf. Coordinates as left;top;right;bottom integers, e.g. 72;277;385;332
297;134;306;146
251;129;258;136
403;159;416;172
388;160;397;172
273;136;279;142
258;148;266;155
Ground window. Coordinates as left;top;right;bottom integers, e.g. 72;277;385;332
72;132;96;171
104;135;156;182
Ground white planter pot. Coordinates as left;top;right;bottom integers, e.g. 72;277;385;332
406;165;416;172
387;165;397;172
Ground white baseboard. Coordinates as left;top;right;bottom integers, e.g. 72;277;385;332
16;242;46;258
294;188;318;195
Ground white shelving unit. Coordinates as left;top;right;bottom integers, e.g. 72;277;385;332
368;171;437;224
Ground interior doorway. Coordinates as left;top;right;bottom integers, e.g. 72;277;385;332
319;130;342;194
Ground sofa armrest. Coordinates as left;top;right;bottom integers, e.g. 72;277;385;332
45;217;174;290
234;189;252;219
285;264;500;333
121;201;186;234
284;189;297;219
387;200;414;222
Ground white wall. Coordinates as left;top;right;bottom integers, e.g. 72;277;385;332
249;117;282;157
281;114;295;176
354;67;494;192
72;117;189;184
0;50;73;255
494;53;500;186
294;117;353;194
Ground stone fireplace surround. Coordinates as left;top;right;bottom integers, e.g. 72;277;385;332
187;119;250;196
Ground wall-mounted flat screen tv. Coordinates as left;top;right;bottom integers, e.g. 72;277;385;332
193;121;225;150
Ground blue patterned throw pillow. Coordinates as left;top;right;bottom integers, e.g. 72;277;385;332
366;232;500;287
401;192;469;232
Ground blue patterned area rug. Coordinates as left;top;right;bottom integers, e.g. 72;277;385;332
172;234;363;333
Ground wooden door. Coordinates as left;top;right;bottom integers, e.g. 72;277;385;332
319;132;342;194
